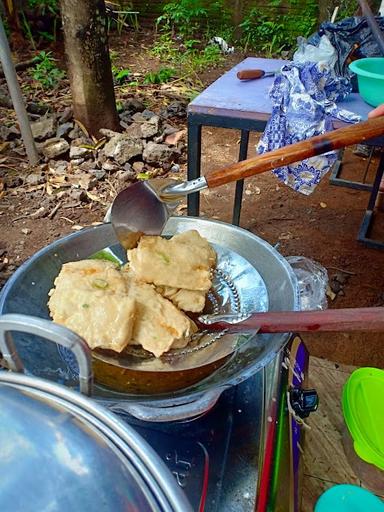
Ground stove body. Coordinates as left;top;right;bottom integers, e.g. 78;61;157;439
118;337;311;512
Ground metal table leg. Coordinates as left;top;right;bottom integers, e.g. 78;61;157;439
358;151;384;250
187;119;202;217
232;130;249;225
329;148;374;192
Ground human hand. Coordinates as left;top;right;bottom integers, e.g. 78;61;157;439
368;104;384;118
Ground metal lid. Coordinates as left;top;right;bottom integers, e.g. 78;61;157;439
0;372;192;512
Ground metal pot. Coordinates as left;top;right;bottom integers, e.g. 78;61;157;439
0;217;299;421
0;369;192;512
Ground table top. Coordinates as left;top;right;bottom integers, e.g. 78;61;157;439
189;57;374;123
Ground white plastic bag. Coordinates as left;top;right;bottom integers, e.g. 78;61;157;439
287;256;329;311
293;35;337;69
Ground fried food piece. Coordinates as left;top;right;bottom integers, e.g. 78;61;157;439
156;285;206;313
123;271;198;357
127;230;215;292
50;259;128;294
48;260;136;352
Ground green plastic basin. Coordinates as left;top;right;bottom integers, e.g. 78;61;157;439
342;367;384;470
349;58;384;107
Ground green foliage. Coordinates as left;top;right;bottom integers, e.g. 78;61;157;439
143;67;176;84
240;1;318;56
109;50;132;84
157;0;232;40
338;0;358;20
150;32;224;82
30;51;65;89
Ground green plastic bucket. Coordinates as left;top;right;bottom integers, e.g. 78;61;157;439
342;367;384;470
349;58;384;107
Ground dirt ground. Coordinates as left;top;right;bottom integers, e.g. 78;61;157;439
0;30;383;368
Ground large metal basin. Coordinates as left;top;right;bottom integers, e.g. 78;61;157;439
0;217;299;421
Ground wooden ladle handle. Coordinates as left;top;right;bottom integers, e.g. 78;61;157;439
204;307;384;333
205;116;384;189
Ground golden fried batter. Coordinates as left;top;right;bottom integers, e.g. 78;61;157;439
127;230;215;292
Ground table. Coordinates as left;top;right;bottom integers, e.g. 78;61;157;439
187;57;384;248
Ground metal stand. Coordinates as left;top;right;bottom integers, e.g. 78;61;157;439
187;111;266;225
358;150;384;250
329;148;374;192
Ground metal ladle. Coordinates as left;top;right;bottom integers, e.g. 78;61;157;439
111;117;384;249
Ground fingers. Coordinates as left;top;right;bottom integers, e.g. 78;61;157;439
368;104;384;118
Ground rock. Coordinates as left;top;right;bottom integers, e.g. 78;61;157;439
56;122;74;138
141;116;160;138
153;134;165;143
24;172;45;186
104;133;143;165
79;160;96;172
132;161;145;173
124;123;143;140
102;159;120;172
69;143;90;159
162;124;179;136
99;128;121;139
59;107;73;123
90;169;106;180
68;125;83;140
40;137;69;159
49;160;69;175
124;98;145;113
0;125;20;141
165;129;186;146
21;228;31;235
131;111;160;138
171;164;180;173
115;169;136;183
160;101;187;119
143;141;179;164
119;111;133;125
31;116;56;140
70;158;85;165
67;188;88;202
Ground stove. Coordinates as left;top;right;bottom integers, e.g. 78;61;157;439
117;337;315;512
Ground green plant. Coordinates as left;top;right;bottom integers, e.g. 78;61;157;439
30;51;65;89
26;0;60;42
143;67;176;84
157;0;231;40
240;1;317;56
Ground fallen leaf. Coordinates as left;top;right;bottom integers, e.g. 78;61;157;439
71;225;84;231
86;191;102;202
137;172;150;180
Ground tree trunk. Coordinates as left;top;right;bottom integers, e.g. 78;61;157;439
60;0;120;137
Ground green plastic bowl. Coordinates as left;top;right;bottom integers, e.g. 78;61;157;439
342;367;384;470
349;58;384;107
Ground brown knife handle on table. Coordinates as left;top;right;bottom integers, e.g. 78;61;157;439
207;307;384;333
205;116;384;188
237;69;267;80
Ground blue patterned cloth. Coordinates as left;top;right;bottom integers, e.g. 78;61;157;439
257;62;360;195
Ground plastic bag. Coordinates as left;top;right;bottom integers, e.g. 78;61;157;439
286;256;329;311
293;35;337;69
307;16;384;88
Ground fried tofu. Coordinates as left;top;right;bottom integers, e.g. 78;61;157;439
123;271;198;357
156;285;206;313
127;230;215;292
48;260;135;352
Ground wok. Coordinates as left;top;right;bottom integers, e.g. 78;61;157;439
0;217;298;421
